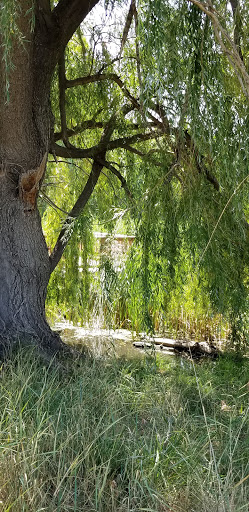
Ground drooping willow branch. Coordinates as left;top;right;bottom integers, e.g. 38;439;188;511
186;0;249;100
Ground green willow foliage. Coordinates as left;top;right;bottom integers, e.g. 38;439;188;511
41;0;249;343
0;0;34;99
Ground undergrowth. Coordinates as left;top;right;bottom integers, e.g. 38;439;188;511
0;350;249;511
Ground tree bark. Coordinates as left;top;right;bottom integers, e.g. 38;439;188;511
0;173;65;357
0;0;100;358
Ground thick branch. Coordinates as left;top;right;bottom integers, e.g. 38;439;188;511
37;0;51;11
184;131;220;191
51;144;92;159
49;158;103;272
51;0;100;59
106;131;162;150
35;0;53;31
52;130;162;159
230;0;243;59
196;160;220;191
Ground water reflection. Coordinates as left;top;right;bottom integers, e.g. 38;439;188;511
54;321;175;359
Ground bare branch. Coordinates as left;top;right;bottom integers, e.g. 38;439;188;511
54;120;104;142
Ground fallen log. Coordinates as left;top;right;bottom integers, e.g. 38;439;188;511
133;337;219;358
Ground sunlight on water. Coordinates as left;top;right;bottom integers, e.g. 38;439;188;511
54;321;175;359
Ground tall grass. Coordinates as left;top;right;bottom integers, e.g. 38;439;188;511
0;350;249;511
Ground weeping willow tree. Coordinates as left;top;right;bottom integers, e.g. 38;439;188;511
45;0;249;343
0;0;249;358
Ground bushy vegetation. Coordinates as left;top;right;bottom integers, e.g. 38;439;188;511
1;350;249;511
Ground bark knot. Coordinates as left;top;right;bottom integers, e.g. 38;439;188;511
19;153;47;211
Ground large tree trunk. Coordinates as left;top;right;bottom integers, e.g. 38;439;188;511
0;1;63;358
0;173;64;357
0;0;100;359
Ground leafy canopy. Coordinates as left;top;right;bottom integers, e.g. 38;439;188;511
3;0;249;338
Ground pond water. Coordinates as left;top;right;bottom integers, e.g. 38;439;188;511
54;321;176;359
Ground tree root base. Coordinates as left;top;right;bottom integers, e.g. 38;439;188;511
0;328;85;369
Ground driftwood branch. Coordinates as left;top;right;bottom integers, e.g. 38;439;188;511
133;338;219;359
